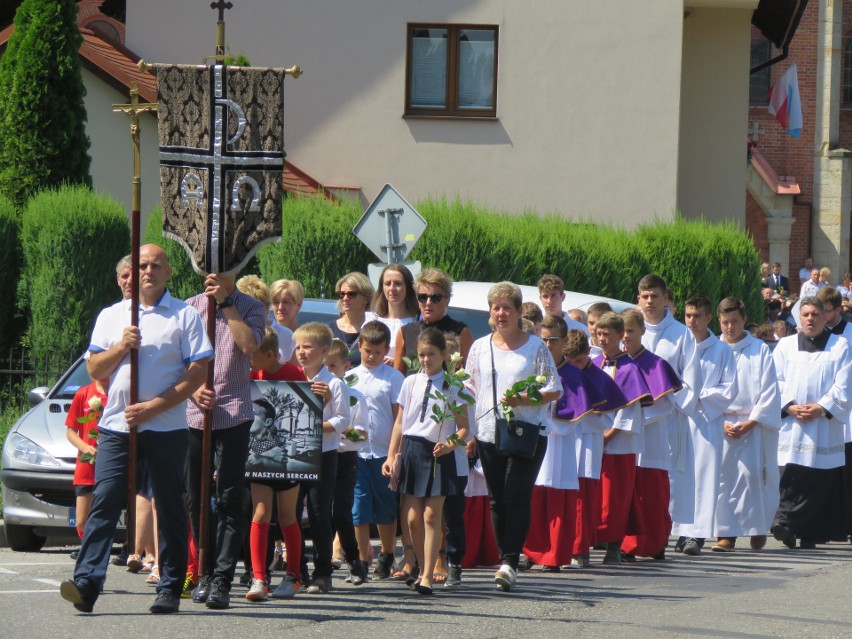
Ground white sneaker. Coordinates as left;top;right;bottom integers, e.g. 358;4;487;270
494;563;517;591
270;573;301;599
245;579;268;602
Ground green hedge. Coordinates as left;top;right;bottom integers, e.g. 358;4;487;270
20;185;129;361
257;195;372;297
0;196;21;350
251;194;762;325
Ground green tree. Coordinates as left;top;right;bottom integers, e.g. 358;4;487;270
0;0;91;209
0;195;22;350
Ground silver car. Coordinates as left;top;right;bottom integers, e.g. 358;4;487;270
2;356;91;551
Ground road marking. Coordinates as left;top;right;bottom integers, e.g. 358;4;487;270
33;579;62;587
0;562;71;567
0;568;16;575
0;590;58;594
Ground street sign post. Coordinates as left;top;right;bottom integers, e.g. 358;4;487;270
353;184;427;264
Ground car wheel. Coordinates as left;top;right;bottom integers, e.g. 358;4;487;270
4;522;47;552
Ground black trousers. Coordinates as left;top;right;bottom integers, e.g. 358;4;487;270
477;436;547;570
444;476;468;566
75;429;188;601
299;449;338;579
186;421;251;585
332;451;360;565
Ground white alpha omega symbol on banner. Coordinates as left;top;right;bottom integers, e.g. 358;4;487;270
160;64;283;273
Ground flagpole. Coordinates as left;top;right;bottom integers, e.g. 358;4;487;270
112;83;158;560
196;0;233;582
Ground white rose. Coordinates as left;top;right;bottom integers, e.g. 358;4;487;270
87;395;103;411
535;375;547;385
450;351;463;364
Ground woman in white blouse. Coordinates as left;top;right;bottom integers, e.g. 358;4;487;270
466;282;561;592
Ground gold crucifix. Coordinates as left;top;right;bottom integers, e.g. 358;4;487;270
111;80;157;558
112;82;158;213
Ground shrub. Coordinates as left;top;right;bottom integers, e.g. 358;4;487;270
0;196;22;350
0;0;91;208
257;194;373;297
254;193;761;325
20;185;129;362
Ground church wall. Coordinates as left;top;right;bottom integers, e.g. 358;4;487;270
677;7;753;225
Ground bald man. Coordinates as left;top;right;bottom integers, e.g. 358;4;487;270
61;245;213;615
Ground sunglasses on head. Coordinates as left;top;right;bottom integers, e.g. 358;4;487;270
417;293;445;304
337;290;360;300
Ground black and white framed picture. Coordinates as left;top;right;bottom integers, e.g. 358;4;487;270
246;380;323;482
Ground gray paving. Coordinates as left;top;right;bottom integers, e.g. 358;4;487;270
0;538;850;638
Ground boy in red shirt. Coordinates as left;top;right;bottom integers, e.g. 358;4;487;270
66;379;109;540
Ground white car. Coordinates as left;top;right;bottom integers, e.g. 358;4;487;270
449;281;634;317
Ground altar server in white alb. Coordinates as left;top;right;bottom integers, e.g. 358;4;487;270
712;297;781;552
671;294;737;556
771;296;852;549
636;275;699;532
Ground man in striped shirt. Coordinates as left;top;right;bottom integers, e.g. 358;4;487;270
185;272;266;610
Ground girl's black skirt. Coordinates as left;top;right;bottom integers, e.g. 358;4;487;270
399;435;458;498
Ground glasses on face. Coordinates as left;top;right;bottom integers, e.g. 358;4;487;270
337;290;360;300
541;337;562;344
417;293;445;304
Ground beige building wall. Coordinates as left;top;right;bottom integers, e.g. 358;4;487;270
677;6;754;223
126;0;685;226
83;68;159;230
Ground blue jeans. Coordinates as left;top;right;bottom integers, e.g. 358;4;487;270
74;428;189;600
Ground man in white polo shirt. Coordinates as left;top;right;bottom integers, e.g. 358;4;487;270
61;244;213;615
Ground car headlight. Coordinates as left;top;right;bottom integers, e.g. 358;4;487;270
5;432;61;467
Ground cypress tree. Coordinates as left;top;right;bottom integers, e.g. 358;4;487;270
0;0;91;209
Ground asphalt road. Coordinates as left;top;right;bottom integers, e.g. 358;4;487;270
1;538;851;639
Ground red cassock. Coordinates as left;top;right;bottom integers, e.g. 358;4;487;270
595;452;637;544
523;486;578;567
621;467;671;556
462;495;500;568
574;477;602;556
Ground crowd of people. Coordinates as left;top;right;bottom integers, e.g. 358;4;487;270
59;250;852;614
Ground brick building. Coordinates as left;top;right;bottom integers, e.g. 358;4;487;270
747;0;852;292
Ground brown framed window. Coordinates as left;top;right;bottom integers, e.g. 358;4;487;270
843;36;852;106
405;24;498;118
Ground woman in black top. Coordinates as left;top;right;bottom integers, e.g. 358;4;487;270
393;267;474;375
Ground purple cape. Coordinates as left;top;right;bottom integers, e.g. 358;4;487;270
592;352;654;406
629;347;682;400
554;363;629;421
554;361;609;421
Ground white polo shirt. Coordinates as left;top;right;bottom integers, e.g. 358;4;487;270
89;290;213;433
349;363;405;459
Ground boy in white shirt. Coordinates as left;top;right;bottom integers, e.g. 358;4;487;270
349;321;405;580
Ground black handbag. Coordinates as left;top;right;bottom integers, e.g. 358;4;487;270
490;338;541;459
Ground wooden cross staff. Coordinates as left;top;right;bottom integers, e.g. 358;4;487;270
112;83;158;557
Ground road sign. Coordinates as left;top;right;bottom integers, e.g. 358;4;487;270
353;184;427;264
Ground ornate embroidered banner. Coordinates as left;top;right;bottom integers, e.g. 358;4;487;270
157;64;285;275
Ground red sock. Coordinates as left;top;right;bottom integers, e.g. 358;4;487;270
186;520;199;575
281;521;301;579
250;521;270;581
76;526;84;540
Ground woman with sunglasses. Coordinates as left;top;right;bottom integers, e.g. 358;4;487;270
371;264;420;362
329;272;375;366
393;268;474;375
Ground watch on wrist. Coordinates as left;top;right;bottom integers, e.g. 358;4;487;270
219;295;235;308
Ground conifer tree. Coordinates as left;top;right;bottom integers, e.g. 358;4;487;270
0;0;91;209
